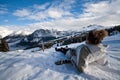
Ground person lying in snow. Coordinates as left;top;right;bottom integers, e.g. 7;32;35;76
55;30;108;73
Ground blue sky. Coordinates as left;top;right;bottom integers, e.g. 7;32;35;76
0;0;120;30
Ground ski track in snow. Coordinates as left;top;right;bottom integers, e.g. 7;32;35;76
0;34;120;80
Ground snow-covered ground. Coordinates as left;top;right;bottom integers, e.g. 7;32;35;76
0;34;120;80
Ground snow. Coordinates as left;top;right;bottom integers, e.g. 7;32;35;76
0;27;13;38
0;26;32;38
0;34;120;80
82;24;105;32
0;24;106;38
10;30;32;36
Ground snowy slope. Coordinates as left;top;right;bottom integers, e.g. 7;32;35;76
0;34;120;80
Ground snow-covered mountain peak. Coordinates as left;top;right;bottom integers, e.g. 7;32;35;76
0;27;13;38
10;30;32;36
31;29;52;38
88;24;104;29
82;24;105;31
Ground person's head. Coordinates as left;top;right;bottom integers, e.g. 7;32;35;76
86;30;108;45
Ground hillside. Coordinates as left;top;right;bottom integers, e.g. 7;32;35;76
0;34;120;80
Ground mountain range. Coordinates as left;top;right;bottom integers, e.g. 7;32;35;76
1;24;118;50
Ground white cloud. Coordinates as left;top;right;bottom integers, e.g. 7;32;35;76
85;1;109;13
33;3;49;10
4;20;8;22
0;5;8;14
13;0;74;20
48;9;63;18
81;1;109;19
11;0;120;31
13;9;31;17
79;0;120;26
27;18;90;31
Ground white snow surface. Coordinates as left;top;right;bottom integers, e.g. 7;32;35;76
0;34;120;80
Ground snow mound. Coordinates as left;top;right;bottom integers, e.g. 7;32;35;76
0;34;120;80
